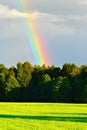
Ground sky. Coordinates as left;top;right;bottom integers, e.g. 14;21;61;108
0;0;87;68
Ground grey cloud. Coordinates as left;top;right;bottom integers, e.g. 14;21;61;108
0;18;30;67
0;19;25;40
28;0;87;15
0;0;87;15
0;0;15;9
0;0;87;67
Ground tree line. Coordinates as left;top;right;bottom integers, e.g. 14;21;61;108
0;61;87;102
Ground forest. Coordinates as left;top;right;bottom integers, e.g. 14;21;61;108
0;61;87;102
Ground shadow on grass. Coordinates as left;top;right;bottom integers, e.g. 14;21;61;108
47;112;87;116
0;114;87;122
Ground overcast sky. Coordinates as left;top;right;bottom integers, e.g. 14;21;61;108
0;0;87;68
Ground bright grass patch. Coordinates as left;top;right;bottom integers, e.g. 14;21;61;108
0;103;87;130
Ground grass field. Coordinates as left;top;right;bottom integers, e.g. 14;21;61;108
0;103;87;130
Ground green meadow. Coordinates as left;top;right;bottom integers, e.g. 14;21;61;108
0;103;87;130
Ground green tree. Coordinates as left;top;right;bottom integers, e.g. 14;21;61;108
5;76;20;92
0;64;8;101
9;66;16;78
62;63;80;77
17;62;33;87
82;84;87;102
46;65;61;79
38;74;52;101
0;73;6;101
5;76;20;101
53;76;71;102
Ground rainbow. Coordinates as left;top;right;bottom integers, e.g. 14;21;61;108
15;0;49;66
